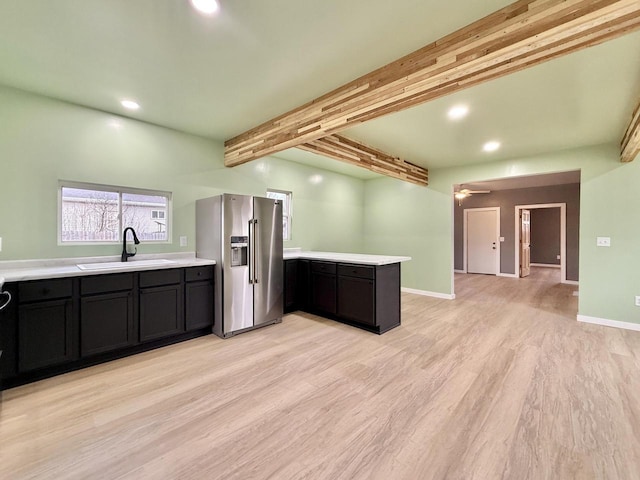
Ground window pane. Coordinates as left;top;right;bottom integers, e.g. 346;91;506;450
61;187;119;242
122;193;168;241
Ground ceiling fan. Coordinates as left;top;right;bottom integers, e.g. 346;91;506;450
454;186;491;205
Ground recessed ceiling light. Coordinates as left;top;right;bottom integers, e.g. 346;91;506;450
190;0;219;15
121;99;140;110
447;104;469;120
483;141;501;152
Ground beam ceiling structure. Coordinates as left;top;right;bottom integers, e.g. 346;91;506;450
225;0;640;180
298;134;429;186
621;97;640;162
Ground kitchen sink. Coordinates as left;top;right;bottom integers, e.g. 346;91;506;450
77;259;176;271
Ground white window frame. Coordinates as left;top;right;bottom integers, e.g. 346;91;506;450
57;180;172;245
266;189;292;241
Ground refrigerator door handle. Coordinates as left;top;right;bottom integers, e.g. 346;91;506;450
254;219;259;284
248;219;254;284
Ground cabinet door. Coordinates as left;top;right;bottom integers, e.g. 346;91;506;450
297;260;310;312
311;272;337;315
185;281;214;331
284;260;298;313
337;276;375;326
19;299;74;372
0;283;18;380
81;292;134;357
140;285;184;342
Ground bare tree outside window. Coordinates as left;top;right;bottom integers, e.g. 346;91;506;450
59;183;171;244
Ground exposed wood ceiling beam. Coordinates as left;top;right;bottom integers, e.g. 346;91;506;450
621;97;640;162
225;0;640;168
297;135;428;186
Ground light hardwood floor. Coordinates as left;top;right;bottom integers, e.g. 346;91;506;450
2;267;640;479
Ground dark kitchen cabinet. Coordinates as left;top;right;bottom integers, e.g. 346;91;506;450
19;298;74;372
337;275;375;326
80;273;136;357
139;269;184;342
0;283;18;381
185;266;214;331
284;259;298;313
81;291;135;357
311;261;337;316
286;259;401;334
2;264;215;390
17;278;75;373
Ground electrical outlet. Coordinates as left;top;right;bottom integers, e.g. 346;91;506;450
636;296;640;307
596;237;611;247
557;254;561;260
179;236;187;247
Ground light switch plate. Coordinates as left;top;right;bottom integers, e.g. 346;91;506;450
499;237;505;242
636;296;640;307
596;237;611;247
0;237;2;252
179;236;187;247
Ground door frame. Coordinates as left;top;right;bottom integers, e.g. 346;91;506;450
514;203;571;283
463;207;501;275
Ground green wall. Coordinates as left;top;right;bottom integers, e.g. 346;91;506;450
0;86;364;260
364;144;640;324
3;85;639;325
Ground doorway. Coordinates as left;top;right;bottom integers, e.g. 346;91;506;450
514;203;569;283
463;207;500;275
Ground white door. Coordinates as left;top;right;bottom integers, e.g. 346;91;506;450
520;209;531;277
466;209;498;275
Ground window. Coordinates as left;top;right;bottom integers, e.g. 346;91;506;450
59;181;171;244
266;189;292;241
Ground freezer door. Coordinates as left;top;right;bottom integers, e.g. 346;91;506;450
223;194;254;334
252;196;283;326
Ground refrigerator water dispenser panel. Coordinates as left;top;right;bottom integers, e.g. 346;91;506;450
230;236;248;267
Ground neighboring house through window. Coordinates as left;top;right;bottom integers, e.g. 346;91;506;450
59;181;171;244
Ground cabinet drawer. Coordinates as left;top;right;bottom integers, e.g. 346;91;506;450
311;261;336;275
19;278;72;303
81;273;134;295
139;268;181;288
337;264;374;279
185;266;213;282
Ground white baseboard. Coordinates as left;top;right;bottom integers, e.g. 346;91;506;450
454;269;466;274
530;263;561;269
577;314;640;332
562;280;579;286
401;287;455;300
497;272;518;278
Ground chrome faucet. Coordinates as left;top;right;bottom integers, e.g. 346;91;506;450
121;227;140;262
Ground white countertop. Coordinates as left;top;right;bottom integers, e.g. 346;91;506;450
283;249;411;266
0;252;215;283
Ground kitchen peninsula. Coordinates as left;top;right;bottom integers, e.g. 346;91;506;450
283;249;411;334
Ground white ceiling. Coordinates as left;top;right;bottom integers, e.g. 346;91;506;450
0;0;638;178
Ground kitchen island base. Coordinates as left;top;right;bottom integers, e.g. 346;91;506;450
284;258;402;334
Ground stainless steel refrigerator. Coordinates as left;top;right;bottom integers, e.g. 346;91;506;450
196;194;283;338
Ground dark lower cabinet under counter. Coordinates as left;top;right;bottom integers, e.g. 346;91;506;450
19;298;75;372
81;291;135;357
284;259;401;334
0;264;215;390
140;284;184;342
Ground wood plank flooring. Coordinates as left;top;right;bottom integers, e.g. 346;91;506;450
2;267;640;479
